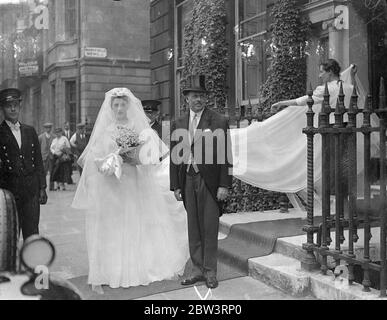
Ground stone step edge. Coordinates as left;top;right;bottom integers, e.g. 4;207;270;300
248;253;384;300
275;237;381;268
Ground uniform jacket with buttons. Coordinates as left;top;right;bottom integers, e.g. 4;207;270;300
0;121;46;192
151;120;162;139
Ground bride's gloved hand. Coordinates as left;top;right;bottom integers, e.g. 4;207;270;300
271;102;282;114
217;187;229;201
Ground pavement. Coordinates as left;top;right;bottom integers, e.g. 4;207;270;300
39;172;314;300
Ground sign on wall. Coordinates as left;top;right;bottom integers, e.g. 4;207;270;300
84;47;108;58
18;60;39;77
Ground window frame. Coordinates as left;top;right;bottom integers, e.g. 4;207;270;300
65;80;77;132
64;0;77;40
235;0;270;107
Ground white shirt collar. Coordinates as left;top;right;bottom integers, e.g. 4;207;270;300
189;108;204;120
5;120;20;130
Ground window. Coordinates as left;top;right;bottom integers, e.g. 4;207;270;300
317;36;329;64
49;0;56;44
236;0;270;104
65;0;76;40
51;82;56;123
65;81;77;132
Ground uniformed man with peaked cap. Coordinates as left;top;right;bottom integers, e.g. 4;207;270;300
0;88;47;240
142;99;162;139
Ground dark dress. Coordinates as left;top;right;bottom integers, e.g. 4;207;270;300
51;137;73;184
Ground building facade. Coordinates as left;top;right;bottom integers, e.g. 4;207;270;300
150;0;387;120
1;0;152;134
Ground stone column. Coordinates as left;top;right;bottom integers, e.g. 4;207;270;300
328;25;349;69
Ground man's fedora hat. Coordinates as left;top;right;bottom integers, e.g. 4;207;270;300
182;75;207;95
142;99;161;112
76;122;85;128
0;88;22;105
43;122;53;128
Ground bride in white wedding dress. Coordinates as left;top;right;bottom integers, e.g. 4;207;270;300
72;88;189;292
71;61;379;293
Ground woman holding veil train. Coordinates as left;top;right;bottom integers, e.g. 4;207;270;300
230;59;380;207
72;88;189;292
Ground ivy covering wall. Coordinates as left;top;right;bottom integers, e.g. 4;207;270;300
260;0;310;116
181;0;301;213
182;0;228;112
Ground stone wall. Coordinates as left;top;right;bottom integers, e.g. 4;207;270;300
80;59;151;124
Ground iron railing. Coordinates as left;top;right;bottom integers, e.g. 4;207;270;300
302;77;387;297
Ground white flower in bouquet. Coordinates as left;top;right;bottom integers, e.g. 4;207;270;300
114;126;143;163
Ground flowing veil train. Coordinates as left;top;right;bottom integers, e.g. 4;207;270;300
229;65;380;210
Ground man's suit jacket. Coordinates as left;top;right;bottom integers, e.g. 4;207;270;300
169;107;232;216
38;133;54;161
151;120;162;139
0;121;46;195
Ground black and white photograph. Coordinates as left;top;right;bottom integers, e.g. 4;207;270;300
0;0;387;304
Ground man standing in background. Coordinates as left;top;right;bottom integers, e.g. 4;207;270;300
63;121;74;184
142;99;162;138
38;122;54;191
70;123;88;177
0;88;47;240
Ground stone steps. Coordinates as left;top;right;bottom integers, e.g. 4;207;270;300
218;213;385;300
248;253;383;300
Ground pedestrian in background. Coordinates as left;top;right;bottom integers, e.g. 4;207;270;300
70;123;88;177
38;122;55;191
63;121;74;184
142;99;162;138
50;128;72;191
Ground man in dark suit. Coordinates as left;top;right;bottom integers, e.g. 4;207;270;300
63;121;74;184
70;122;88;176
0;88;47;240
142;99;162;138
38;122;54;191
169;75;232;289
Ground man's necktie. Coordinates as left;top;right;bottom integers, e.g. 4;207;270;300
189;113;198;143
188;113;199;173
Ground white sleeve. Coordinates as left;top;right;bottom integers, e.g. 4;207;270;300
50;139;57;155
295;85;325;106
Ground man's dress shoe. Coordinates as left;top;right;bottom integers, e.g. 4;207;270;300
181;275;206;286
206;277;218;289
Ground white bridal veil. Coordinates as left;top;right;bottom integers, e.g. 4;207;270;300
230;65;380;207
72;88;169;209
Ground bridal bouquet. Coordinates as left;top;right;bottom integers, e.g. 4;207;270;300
115;126;142;164
95;126;143;179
